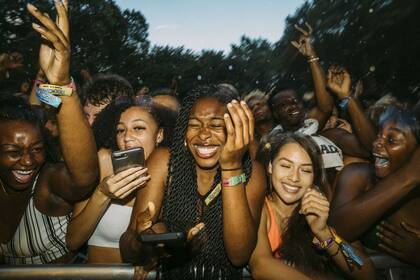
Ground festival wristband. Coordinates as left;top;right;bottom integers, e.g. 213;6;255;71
312;235;334;250
222;173;246;187
330;228;364;267
39;84;73;96
36;88;62;108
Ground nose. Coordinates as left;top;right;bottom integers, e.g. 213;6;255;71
288;166;300;182
373;137;384;150
20;151;34;167
198;127;211;141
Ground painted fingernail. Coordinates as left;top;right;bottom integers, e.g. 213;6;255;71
227;103;232;108
224;113;229;118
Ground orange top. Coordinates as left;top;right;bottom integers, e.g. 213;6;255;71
265;197;282;258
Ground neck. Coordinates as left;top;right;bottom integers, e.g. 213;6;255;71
270;192;298;218
196;165;218;195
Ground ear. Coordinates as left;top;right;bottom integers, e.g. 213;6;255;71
268;161;273;175
156;128;164;146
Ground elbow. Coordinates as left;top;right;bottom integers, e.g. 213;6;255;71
65;234;82;252
226;245;255;267
249;257;267;280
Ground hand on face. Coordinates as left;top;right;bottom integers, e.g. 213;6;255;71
219;100;254;169
99;166;150;199
27;0;71;85
291;23;316;58
377;220;420;266
300;188;330;239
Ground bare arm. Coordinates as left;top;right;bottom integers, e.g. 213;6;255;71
250;207;311;280
28;1;98;201
330;149;420;241
119;147;169;263
222;161;266;266
220;100;265;266
327;67;376;152
292;23;334;129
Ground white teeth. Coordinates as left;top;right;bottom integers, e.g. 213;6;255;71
196;146;218;154
373;154;389;167
15;170;34;175
282;183;300;193
375;157;389;167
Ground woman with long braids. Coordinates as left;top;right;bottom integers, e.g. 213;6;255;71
120;85;265;279
249;131;375;279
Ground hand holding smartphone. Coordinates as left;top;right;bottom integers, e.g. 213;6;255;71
138;232;187;248
111;147;145;174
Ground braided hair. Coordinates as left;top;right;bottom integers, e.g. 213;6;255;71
257;130;333;277
161;85;252;279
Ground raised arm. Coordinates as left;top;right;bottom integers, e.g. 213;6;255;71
28;0;98;201
292;23;334;129
330;148;420;241
221;100;266;266
327;66;376;153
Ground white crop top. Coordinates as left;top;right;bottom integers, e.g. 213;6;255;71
88;203;132;248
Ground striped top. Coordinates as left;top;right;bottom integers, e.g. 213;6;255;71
0;176;70;264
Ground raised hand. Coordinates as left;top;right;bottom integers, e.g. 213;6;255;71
27;0;70;85
291;23;316;58
220;100;254;169
327;66;352;100
300;188;330;239
99;166;150;199
377;221;420;266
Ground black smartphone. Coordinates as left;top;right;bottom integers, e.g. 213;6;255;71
111;147;145;174
138;232;186;247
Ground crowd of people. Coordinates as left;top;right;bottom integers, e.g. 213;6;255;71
1;1;419;279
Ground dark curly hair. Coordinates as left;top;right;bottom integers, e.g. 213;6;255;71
92;97;176;151
257;130;332;277
80;74;134;106
161;85;253;279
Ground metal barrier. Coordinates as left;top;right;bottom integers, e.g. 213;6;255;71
370;253;420;280
0;264;252;280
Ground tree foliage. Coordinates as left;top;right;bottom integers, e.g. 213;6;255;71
1;0;419;102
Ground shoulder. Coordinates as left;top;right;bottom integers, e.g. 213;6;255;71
339;162;371;181
147;147;170;167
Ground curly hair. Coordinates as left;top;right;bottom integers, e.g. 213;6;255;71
257;130;332;277
92;97;176;151
80;74;134;106
161;85;252;279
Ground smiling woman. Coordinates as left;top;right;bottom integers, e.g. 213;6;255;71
119;85;266;279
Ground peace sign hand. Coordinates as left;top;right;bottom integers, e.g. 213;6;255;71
27;0;71;85
291;23;316;58
220;100;254;170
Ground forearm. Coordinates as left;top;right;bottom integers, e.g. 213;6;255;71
316;229;374;279
330;167;418;240
57;94;98;188
347;98;375;152
66;188;110;251
222;171;257;266
310;59;334;116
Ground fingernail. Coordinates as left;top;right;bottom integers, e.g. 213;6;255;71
227;103;232;108
224;113;229;118
232;99;238;104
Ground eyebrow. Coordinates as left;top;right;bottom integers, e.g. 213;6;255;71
118;119;147;125
189;116;225;121
0;140;43;148
278;157;313;166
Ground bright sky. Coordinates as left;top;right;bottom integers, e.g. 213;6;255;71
115;0;306;53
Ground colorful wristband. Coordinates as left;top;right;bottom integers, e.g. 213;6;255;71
222;173;246;187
